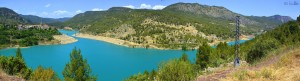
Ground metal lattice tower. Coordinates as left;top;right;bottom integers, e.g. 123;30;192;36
234;16;240;67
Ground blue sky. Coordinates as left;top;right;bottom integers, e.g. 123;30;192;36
0;0;299;19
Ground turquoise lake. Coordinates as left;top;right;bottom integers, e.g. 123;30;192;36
0;30;250;81
0;30;197;81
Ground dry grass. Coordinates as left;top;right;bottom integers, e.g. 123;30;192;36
0;69;25;81
221;46;300;81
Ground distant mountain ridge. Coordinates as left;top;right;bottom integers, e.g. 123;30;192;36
0;7;30;25
0;7;70;25
163;3;293;28
270;15;293;23
20;15;70;24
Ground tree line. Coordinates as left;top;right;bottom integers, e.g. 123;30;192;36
0;24;61;49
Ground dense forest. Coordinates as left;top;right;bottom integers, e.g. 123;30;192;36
0;24;61;49
125;15;300;81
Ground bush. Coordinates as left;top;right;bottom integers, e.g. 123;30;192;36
246;38;280;64
157;59;195;81
31;66;60;81
0;48;31;80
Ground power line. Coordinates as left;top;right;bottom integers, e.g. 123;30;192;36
234;16;240;67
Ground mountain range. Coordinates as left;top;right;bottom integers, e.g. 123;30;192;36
0;7;70;25
0;3;294;49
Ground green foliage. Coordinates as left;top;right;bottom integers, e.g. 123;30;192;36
0;24;61;48
216;42;229;59
0;7;30;25
195;43;212;69
126;53;196;81
16;48;22;59
180;53;189;62
243;21;300;64
31;66;61;81
62;48;97;81
64;3;288;49
297;15;300;23
149;69;156;80
0;48;32;80
181;44;188;51
157;59;195;81
246;38;280;64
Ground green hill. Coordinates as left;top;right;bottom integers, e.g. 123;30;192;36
0;7;30;25
64;3;293;49
20;15;70;24
126;15;300;81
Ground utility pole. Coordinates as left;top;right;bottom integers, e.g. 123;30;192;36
234;16;240;67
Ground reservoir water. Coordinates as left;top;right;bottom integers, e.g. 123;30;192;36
0;30;251;81
0;30;197;81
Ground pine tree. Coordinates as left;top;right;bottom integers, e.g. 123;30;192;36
195;43;211;69
62;48;97;81
16;48;22;59
149;69;156;80
180;53;189;62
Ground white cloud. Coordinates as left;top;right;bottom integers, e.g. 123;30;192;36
139;4;151;9
27;12;37;15
123;5;135;9
41;12;48;15
45;4;51;7
92;8;104;11
26;10;76;18
53;10;68;15
123;4;165;10
152;5;166;10
75;10;82;13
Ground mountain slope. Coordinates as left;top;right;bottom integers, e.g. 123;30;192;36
21;15;70;24
0;7;30;25
64;3;293;49
246;15;293;29
163;3;293;30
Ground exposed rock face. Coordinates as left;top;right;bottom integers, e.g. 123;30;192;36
270;15;293;23
163;3;259;26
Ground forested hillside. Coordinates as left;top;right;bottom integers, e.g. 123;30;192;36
0;24;61;49
20;15;70;24
64;3;293;49
0;7;30;25
126;15;300;81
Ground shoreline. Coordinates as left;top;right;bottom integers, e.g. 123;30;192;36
0;34;78;50
73;33;170;50
53;34;78;44
74;33;254;50
39;34;78;45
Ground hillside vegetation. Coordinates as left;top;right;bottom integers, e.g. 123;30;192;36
125;15;300;81
64;3;293;49
0;7;30;25
0;24;61;49
222;45;300;81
